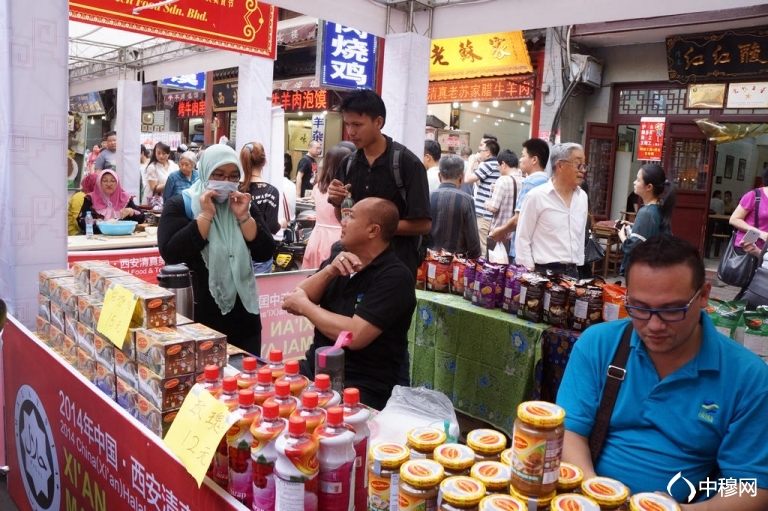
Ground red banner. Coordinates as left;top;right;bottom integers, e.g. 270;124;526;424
427;75;535;103
68;248;165;284
4;317;247;511
70;0;278;59
638;116;666;161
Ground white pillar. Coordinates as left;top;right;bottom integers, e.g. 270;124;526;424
116;79;142;198
236;54;275;183
0;0;69;327
270;106;286;207
380;32;431;158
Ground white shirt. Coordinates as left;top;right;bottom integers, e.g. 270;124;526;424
515;179;589;270
709;197;724;215
427;166;441;195
281;177;297;222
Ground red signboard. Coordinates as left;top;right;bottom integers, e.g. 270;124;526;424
177;99;206;118
68;248;165;284
271;90;329;112
4;317;247;511
638;116;666;161
70;0;278;59
427;75;535;103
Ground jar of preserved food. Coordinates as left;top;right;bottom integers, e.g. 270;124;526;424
434;443;476;477
478;494;526;511
509;401;565;497
470;461;510;494
439;476;486;511
510;485;557;510
466;429;507;462
581;477;629;510
407;426;447;459
550;493;601;510
399;459;445;510
628;492;681;511
500;448;512;467
557;462;584;494
368;442;410;511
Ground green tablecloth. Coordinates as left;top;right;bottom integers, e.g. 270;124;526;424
408;290;546;437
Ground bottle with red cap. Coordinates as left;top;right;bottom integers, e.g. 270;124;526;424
264;380;299;419
290;391;327;435
303;374;341;408
251;401;287;511
276;360;309;397
227;389;262;507
238;356;260;390
267;349;285;381
274;416;319;511
343;388;371;511
252;368;276;406
211;375;240;487
200;364;223;398
315;406;356;511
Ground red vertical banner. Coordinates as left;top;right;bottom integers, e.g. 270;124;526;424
254;271;315;360
68;248;164;284
637;117;666;161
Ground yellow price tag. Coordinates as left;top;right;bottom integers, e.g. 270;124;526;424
96;285;138;349
163;384;234;487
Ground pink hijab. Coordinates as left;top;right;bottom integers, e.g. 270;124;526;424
89;169;132;220
80;173;98;194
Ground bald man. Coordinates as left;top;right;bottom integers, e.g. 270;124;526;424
283;198;416;409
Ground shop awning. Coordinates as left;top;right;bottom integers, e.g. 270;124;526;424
276;16;318;46
273;75;320;91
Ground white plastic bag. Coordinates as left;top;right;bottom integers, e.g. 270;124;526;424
369;386;460;445
489;242;509;264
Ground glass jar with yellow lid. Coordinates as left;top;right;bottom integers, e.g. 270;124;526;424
434;443;476;477
629;492;681;511
439;476;486;511
470;461;511;495
368;442;410;511
466;429;507;462
399;459;445;510
580;477;630;510
500;448;513;467
407;426;448;459
509;486;557;510
557;462;584;494
510;401;565;497
550;493;601;510
478;494;527;511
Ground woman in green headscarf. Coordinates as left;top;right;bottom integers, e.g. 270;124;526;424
158;144;276;355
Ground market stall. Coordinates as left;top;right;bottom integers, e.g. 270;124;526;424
68;235;162;284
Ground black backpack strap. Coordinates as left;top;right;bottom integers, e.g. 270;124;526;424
589;322;633;463
391;142;406;204
754;188;761;229
344;150;357;181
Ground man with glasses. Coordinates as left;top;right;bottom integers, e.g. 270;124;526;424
557;235;768;508
464;138;500;254
515;142;588;278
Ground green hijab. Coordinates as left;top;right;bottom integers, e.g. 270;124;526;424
182;144;260;316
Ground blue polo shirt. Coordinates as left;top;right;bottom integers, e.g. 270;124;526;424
557;316;768;502
163;170;199;202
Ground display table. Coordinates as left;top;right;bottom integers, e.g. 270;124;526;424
539;327;581;402
68;235;162;284
3;316;247;511
408;291;546;437
68;233;158;251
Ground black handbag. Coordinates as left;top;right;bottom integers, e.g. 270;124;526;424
717;190;760;288
584;233;606;265
741;266;768;309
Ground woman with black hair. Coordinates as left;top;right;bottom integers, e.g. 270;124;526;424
618;163;677;273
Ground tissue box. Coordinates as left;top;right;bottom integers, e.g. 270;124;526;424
123;282;177;329
94;361;116;400
135;327;195;377
135;394;178;438
38;269;72;298
115;349;138;388
72;260;112;294
175;323;227;371
77;295;102;331
35;316;50;343
137;364;194;411
38;295;51;322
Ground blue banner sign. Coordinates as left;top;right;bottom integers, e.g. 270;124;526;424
321;21;377;90
160;72;206;91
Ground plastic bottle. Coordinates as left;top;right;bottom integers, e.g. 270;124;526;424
274;416;319;511
276;360;309;397
211;376;240;487
290;391;326;435
264;380;299;419
227;389;262;507
85;211;94;240
253;368;276;406
342;388;370;511
314;406;356;511
238;356;260;390
340;194;354;221
251;401;287;511
303;374;341;409
267;349;286;381
200;364;223;398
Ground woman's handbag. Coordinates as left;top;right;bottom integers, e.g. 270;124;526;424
584;232;606;265
740;266;768;309
717;189;761;288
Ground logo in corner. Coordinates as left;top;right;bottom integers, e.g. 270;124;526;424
15;384;60;511
698;400;719;423
667;471;696;504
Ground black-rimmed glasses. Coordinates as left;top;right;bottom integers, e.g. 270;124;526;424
559;159;588;172
623;288;702;322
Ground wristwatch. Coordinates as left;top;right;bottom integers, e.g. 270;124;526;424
236;214;251;226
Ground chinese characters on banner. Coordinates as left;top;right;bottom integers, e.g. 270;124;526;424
430;31;532;81
164;91;205;109
69;92;106;115
321;21;377;89
161;73;207;91
255;272;316;360
212;80;238;112
177;100;207;118
68;248;166;285
271;89;329;112
725;82;768;108
427;75;534;103
311;114;326;155
638;117;666;161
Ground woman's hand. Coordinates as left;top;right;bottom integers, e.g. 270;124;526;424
740;240;763;257
120;208;134;219
199;189;217;219
229;191;251;219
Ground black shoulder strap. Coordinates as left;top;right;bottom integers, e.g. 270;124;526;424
344;150;357;181
391;141;406;204
589;322;633;463
754;188;761;229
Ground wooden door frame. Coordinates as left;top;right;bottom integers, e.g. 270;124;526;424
584;122;618;221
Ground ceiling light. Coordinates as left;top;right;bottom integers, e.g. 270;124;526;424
473;119;477;123
476;114;481;118
323;110;328;115
298;111;303;116
472;101;479;107
527;100;532;106
486;108;490;114
494;122;499;126
520;122;524;126
510;113;514;118
453;102;460;108
492;100;499;107
90;117;94;125
520;107;525;113
102;115;107;120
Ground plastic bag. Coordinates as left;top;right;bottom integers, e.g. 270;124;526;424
488;242;509;264
368;385;460;445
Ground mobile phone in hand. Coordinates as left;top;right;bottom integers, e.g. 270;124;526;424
743;228;761;245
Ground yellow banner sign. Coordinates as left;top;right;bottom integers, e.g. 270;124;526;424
430;31;532;81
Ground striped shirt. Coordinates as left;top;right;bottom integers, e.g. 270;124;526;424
473;158;499;219
429;183;482;259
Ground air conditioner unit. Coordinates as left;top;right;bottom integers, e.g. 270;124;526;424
570;54;603;88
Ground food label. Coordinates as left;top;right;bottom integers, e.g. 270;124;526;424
574;300;588;319
252;456;277;511
318;460;354;511
603;302;620;322
452;266;459;281
427;263;436;279
368;473;399;511
543;292;551;311
275;477;312;511
213;438;229;488
542;434;564;484
398;492;437;511
510;431;546;484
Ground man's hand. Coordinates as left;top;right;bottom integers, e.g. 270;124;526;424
282;287;311;316
327;179;350;207
332;251;363;277
489;227;508;243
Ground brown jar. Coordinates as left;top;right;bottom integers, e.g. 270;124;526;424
550;493;601;510
434;443;475;477
407;426;447;459
509;401;565;497
557;462;584;494
628;492;681;511
470;461;510;495
368;442;410;511
510;486;557;510
478;494;526;511
399;459;445;510
439;476;486;510
466;429;507;462
581;477;630;511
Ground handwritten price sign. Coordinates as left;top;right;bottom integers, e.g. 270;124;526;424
96;284;138;349
164;384;235;487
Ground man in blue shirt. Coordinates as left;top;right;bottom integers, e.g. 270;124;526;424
557;235;768;509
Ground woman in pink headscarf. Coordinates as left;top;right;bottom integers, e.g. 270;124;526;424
77;169;144;234
67;173;98;235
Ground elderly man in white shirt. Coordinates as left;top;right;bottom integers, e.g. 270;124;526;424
515;142;589;278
